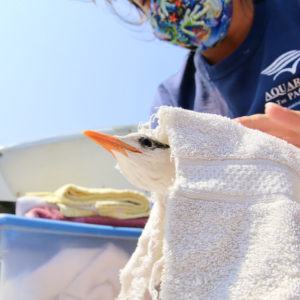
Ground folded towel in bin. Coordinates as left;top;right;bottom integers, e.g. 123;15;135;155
26;184;150;219
23;206;148;228
2;243;129;300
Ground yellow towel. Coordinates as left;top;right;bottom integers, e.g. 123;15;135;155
26;184;150;219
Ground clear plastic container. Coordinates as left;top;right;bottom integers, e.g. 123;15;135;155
0;214;142;300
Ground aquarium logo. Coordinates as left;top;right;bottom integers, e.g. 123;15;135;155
261;50;300;81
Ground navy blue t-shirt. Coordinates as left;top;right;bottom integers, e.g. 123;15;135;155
151;0;300;118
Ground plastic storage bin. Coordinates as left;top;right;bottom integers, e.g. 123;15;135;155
0;214;142;300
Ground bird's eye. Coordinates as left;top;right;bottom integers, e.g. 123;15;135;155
139;137;153;148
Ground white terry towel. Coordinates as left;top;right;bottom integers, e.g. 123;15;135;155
118;106;300;300
2;244;129;300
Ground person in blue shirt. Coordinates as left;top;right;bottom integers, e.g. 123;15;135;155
124;0;300;147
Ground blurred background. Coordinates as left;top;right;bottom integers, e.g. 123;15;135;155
0;0;187;146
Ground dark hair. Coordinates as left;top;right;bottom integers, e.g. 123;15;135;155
107;0;262;24
103;0;146;25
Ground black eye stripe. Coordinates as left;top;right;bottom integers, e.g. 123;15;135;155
138;137;169;149
153;140;169;149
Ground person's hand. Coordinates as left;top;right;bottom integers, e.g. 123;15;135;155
234;102;300;148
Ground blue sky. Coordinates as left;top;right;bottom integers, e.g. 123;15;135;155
0;0;187;146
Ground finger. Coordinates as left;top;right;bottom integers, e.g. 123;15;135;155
234;114;294;139
265;102;300;131
282;135;300;148
234;114;279;133
234;113;300;147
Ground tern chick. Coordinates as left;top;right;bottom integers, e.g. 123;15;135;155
83;130;175;193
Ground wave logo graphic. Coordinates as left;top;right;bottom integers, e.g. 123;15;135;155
261;50;300;81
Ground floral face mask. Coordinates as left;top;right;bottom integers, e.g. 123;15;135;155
148;0;233;50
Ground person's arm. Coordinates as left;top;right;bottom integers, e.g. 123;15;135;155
235;103;300;148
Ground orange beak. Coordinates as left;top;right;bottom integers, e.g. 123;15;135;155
83;130;142;159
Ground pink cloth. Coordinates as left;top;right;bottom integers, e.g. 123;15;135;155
25;206;148;228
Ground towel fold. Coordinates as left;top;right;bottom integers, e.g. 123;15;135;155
118;106;300;300
15;196;58;217
1;244;129;300
26;184;150;219
24;206;148;228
